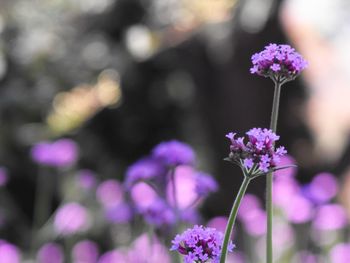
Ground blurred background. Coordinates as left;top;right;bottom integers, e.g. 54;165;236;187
0;0;350;262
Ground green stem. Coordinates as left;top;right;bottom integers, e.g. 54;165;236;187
220;176;251;263
266;80;282;263
31;168;53;251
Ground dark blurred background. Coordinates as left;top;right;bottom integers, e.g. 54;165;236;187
1;0;350;247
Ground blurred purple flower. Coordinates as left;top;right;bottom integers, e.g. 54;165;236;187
284;195;314;224
152;140;195;167
104;203;133;223
226;128;287;175
0;167;8;187
54;203;90;236
171;225;234;263
128;233;171;263
273;176;300;207
124;158;164;189
238;193;262;221
250;43;307;80
130;182;158;210
330;243;350;263
180;209;201;224
273;155;297;179
207;216;228;234
166;166;197;209
303;172;338;204
96;180;124;209
98;250;127;263
76;169;97;190
140;199;175;227
72;240;99;263
242;208;267;236
195;172;218;197
37;243;64;263
313;204;347;231
0;241;21;263
31;139;78;167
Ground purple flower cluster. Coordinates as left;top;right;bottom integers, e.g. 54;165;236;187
226;128;287;175
31;139;78;167
53;203;90;236
171;225;234;263
195;172;219;197
124;140;218;229
141;199;176;227
152;140;195;167
124;158;164;189
250;43;307;81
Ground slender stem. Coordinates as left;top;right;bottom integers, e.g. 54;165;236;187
220;176;251;263
169;167;181;233
170;167;178;212
266;80;282;263
32;168;52;251
269;80;282;132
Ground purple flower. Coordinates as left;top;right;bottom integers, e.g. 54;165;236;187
312;204;347;231
207;216;228;234
0;241;21;263
124;158;164;189
273;155;297;179
238;193;262;221
165;166;198;209
37;243;64;263
250;43;307;81
303;172;338;204
98;251;127;263
128;233;171;263
195;172;218;197
76;169;97;190
139;199;175;227
96;180;124;209
104;203;133;223
284;195;314;224
226;128;287;176
242;208;267;236
72;240;99;263
330;243;350;263
180;209;201;224
130;182;158;209
31;139;78;167
171;225;234;263
54;203;90;236
152;140;195;167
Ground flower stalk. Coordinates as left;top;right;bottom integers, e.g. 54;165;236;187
220;175;251;263
266;79;282;263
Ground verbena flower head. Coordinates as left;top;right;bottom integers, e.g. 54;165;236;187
226;128;287;177
170;225;234;263
0;241;21;263
140;199;176;227
37;243;64;263
250;43;307;82
152;140;195;167
72;240;99;263
31;139;78;167
195;172;218;197
124;158;164;189
53;203;90;236
96;180;124;209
